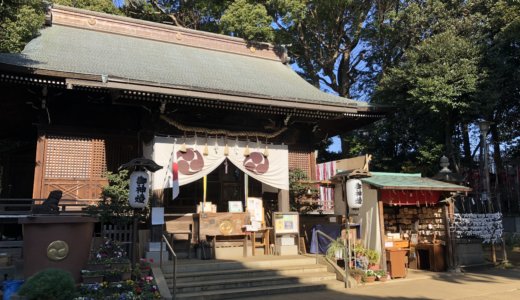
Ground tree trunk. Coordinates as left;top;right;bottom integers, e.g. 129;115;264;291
490;123;505;213
445;115;459;173
461;122;472;169
337;51;351;98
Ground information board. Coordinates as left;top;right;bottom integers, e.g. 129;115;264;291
273;212;299;235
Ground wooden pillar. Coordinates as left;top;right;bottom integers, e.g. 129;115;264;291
377;192;387;272
32;133;46;199
442;201;454;270
278;189;290;212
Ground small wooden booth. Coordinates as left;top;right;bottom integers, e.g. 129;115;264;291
332;171;470;278
358;173;471;277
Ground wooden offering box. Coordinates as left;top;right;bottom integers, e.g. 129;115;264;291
196;212;249;238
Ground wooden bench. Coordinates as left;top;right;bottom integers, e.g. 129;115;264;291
165;222;193;258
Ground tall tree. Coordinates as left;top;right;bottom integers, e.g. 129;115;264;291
54;0;121;14
375;30;481;172
0;0;46;53
123;0;232;32
266;0;373;98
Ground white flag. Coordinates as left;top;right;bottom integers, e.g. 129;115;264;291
165;145;180;200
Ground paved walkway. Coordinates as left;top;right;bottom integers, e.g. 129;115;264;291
244;267;520;300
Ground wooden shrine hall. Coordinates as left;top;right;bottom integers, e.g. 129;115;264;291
0;5;386;258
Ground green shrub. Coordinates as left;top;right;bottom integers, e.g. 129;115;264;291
18;268;76;300
83;170;150;225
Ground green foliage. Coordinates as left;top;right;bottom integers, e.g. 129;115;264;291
0;0;120;53
54;0;122;15
478;1;520;160
18;268;76;300
289;168;321;213
348;267;364;277
84;170;149;225
326;238;345;259
365;248;380;265
382;31;480;115
123;0;232;32
220;0;274;41
0;0;46;53
268;0;373;97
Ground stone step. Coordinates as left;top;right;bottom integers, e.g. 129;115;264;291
167;256;317;273
174;281;334;300
173;272;337;294
168;264;328;283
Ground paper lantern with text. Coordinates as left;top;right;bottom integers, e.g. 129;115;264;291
129;171;150;208
346;179;363;208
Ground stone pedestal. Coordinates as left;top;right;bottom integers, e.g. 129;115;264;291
19;216;97;282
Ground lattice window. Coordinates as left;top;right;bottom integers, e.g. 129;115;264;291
288;146;315;180
44;136;106;179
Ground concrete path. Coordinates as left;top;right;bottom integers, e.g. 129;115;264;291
244;267;520;300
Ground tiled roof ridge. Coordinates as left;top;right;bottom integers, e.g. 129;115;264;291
51;4;283;62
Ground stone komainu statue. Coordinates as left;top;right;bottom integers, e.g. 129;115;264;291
31;190;63;214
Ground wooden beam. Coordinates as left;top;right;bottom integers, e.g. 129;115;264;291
32;133;46;199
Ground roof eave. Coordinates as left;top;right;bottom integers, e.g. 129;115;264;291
0;63;370;114
364;183;471;192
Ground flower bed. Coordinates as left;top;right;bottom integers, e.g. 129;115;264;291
75;277;161;299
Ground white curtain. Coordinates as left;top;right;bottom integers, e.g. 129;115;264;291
148;136;289;191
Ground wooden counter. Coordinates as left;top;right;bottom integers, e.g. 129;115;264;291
386;249;408;279
415;243;445;272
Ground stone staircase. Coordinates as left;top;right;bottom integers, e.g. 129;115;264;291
160;255;343;299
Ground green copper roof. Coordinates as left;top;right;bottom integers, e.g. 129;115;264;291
0;24;369;108
361;172;471;192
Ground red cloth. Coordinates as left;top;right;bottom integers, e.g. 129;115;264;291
380;189;441;206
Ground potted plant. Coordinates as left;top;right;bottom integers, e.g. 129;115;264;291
103;269;123;283
366;248;380;269
363;269;377;283
375;269;389;282
114;263;132;281
326;238;345;260
81;269;104;284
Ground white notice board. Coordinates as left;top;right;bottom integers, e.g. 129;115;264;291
273;212;299;235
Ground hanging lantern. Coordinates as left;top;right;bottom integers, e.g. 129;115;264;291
346;179;363;208
129;171;150;208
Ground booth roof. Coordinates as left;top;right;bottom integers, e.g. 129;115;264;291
361;172;471;192
0;5;385;114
